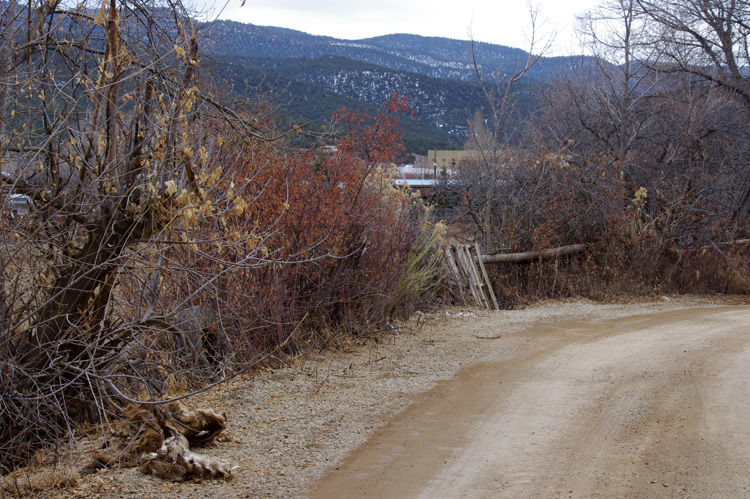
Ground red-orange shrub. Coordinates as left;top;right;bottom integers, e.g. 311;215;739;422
151;94;435;362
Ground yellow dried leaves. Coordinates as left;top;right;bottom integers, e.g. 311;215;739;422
165;180;177;196
92;4;106;26
174;189;189;207
232;198;248;217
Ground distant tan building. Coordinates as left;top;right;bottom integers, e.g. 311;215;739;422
426;150;477;173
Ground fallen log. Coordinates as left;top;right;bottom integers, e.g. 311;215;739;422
481;244;587;264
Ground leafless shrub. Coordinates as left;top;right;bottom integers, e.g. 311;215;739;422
0;0;285;472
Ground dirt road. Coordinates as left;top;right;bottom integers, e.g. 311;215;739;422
308;306;750;498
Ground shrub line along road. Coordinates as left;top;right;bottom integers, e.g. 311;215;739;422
308;306;750;498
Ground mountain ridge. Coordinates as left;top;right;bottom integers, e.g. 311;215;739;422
201;21;586;153
203;20;578;82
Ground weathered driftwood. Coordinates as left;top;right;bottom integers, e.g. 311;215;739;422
139;433;237;481
137;402;234;481
83;402;234;481
481;244;587;264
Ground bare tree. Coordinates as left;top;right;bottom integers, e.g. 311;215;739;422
632;0;750;229
536;0;670;174
636;0;750;107
458;2;554;253
0;0;443;472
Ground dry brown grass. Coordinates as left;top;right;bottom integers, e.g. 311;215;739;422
0;465;78;497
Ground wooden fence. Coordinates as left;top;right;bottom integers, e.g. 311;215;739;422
445;243;589;310
444;244;499;310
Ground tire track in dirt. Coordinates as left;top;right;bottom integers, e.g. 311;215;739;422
307;307;750;498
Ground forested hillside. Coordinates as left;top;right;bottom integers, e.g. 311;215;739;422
204;22;556;81
204;55;469;152
201;21;568;153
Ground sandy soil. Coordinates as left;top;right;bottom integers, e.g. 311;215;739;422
19;295;749;498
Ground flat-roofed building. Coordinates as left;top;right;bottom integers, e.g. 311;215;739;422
426;150;478;173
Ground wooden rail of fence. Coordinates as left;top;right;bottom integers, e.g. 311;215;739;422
480;244;587;264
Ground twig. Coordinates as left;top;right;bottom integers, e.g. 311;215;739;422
475;334;503;340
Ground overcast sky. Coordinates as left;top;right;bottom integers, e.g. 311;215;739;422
196;0;602;56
